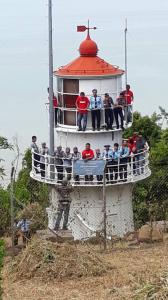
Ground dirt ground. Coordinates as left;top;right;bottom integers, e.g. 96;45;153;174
2;238;168;300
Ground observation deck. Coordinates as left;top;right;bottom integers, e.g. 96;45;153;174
30;149;151;187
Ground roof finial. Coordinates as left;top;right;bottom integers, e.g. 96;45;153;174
77;22;97;39
87;19;90;38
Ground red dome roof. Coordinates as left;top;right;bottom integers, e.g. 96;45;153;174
79;34;98;56
54;33;124;77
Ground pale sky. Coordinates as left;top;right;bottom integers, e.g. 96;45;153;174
0;0;168;185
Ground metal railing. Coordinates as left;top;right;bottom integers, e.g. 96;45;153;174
52;105;133;130
30;148;151;186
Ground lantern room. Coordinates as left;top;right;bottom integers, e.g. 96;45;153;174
54;30;124;130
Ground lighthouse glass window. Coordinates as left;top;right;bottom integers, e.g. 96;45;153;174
63;79;79;126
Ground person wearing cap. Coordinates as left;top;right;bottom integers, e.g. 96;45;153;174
54;146;64;183
90;89;103;131
103;93;114;130
95;149;103;183
110;143;121;182
76;92;90;131
82;143;94;182
40;142;49;178
72;146;81;183
119;140;129;181
63;147;72;181
113;92;126;130
102;145;113;182
54;179;73;231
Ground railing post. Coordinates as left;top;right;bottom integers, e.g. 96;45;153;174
103;169;107;251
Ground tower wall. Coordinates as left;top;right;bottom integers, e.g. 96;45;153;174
47;184;134;240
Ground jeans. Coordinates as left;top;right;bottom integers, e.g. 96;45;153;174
77;113;87;130
124;105;132;123
54;203;70;230
34;153;40;173
54;108;58;126
40;163;45;178
119;158;128;180
105;109;113;128
114;107;124;129
91;109;101;129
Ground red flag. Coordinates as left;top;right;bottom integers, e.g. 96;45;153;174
77;26;87;32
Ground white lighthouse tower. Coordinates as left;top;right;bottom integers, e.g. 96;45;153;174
31;25;151;240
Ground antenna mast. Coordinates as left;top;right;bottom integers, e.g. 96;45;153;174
48;0;54;157
124;18;128;87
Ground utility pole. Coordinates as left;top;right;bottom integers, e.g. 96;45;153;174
48;0;55;179
124;18;128;88
10;164;15;253
103;171;107;251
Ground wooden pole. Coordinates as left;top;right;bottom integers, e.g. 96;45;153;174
10;165;15;254
103;170;107;251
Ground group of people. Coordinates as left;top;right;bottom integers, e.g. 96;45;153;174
31;132;148;184
76;85;133;131
49;84;134;131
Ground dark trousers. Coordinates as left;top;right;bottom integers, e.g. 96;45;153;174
54;108;58;126
65;166;72;181
105;109;113;128
40;163;45;178
74;175;80;183
22;231;31;244
114;107;124;129
91;109;101;129
34;153;40;173
54;203;70;230
119;158;128;180
56;165;63;182
85;175;93;182
97;175;103;183
109;161;119;181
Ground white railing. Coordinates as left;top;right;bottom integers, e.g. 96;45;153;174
51;105;133;130
30;148;151;186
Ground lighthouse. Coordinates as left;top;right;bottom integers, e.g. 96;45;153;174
31;25;151;240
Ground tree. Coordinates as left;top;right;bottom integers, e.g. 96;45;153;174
125;111;168;228
0;136;13;178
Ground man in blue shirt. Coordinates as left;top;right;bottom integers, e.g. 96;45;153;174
90;89;102;131
111;143;121;182
119;140;129;181
102;145;113;182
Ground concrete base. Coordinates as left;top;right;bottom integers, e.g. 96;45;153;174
47;183;134;241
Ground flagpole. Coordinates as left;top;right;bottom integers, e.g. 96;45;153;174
48;0;54;158
48;0;55;179
124;18;128;87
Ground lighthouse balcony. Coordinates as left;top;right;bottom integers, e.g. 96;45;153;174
30;149;151;186
54;105;133;133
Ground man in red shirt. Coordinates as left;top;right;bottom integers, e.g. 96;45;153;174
47;87;58;126
123;84;134;124
76;92;90;131
82;143;94;182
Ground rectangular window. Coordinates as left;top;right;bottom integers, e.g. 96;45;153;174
63;79;79;94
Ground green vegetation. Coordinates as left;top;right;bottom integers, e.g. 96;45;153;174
124;107;168;228
0;240;5;299
0;146;49;233
0;107;168;233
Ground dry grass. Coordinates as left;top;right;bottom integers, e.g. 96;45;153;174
2;237;168;300
6;237;111;281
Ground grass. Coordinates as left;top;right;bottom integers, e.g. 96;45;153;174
0;240;5;300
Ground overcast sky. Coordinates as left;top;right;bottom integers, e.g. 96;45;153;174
0;0;168;185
